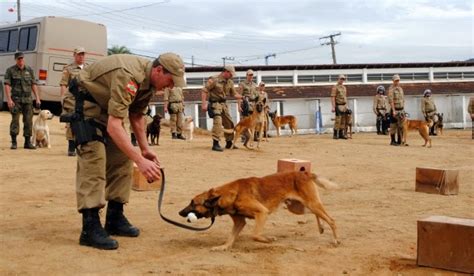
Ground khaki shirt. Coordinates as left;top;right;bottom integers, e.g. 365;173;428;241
373;94;388;114
60;62;86;86
164;86;184;103
258;91;269;106
78;54;154;119
421;97;436;114
330;84;347;105
203;74;236;102
388;85;404;110
4;64;37;103
239;80;258;100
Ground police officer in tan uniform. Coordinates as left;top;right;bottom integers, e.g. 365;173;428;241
201;65;243;151
164;86;186;140
331;74;348;139
4;52;41;150
60;47;87;156
373;85;389;135
387;74;405;146
421;89;438;135
62;53;185;250
239;69;258;117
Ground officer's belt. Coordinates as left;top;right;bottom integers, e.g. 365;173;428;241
376;108;386;110
168;101;183;104
336;103;346;105
395;107;404;111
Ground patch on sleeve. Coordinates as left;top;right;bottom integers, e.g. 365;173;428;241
126;81;138;96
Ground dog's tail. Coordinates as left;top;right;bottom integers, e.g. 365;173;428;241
311;173;339;189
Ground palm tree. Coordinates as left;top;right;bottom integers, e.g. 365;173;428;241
107;45;132;55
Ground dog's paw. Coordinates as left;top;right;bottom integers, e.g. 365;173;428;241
252;235;274;243
332;240;341;247
319;227;325;234
211;245;230;252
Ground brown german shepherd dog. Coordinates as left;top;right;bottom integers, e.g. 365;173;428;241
400;113;432;147
179;171;339;251
268;111;298;137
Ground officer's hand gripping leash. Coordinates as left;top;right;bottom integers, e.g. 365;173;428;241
156;168;215;231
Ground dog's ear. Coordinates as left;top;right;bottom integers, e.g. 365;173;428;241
204;195;221;209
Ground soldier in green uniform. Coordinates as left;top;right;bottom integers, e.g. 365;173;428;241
164;86;186;140
331;74;348;139
238;69;258;117
387;74;405;146
62;53;185;250
4;52;41;150
201;65;243;151
373;85;389;135
60;47;87;156
421;89;438;135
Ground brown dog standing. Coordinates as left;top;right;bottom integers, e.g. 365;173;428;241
179;171;339;251
402;118;432;147
268;111;297;137
228;98;267;149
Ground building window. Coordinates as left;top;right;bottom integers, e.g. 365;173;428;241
434;72;474;80
262;75;293;84
298;74;362;83
186;77;206;86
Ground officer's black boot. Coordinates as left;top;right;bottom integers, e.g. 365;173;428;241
390;134;398;146
10;135;17;150
176;133;186;140
24;136;36;149
105;200;140;237
212;139;223;152
171;133;177;139
376;120;381;135
131;133;138;146
225;140;235;149
431;126;437;136
333;129;338;140
396;133;402;145
67;140;76;156
338;130;347;140
79;208;118;250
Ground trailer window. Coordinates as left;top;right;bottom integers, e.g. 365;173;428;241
0;31;8;52
18;26;37;51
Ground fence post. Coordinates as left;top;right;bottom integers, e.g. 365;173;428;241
194;103;199;128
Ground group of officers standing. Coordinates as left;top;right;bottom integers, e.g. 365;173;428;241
332;73;441;145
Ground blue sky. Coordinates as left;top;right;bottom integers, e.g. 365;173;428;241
1;0;473;66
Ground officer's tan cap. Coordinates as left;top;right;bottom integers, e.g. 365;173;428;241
74;47;85;54
158;53;186;88
338;74;346;80
224;65;236;77
246;69;254;75
392;74;400;81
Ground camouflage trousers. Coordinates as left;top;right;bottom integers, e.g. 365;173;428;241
211;102;234;142
10;102;33;137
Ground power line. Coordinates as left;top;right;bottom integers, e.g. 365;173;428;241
319;32;341;64
62;1;169;18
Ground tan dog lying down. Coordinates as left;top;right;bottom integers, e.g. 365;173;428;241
179;171;339;251
32;109;54;148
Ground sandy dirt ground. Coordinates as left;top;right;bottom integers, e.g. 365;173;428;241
0;111;473;275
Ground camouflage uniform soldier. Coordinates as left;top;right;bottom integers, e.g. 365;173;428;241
373;85;389;135
60;47;87;156
331;74;348;139
201;65;243;151
4;52;41;150
387;74;405;146
164;86;186;140
421;89;438;135
62;53;185;250
238;69;258;117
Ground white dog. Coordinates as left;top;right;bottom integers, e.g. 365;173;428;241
32;109;54;148
182;116;194;141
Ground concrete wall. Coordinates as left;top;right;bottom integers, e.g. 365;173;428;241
153;94;473;135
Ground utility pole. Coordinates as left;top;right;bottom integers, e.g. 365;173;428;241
319;32;341;64
191;55;194;67
17;0;21;22
221;56;234;67
264;53;276;65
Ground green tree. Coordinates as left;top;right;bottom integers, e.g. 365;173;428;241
107;45;132;55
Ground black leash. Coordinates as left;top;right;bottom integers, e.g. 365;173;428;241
157;168;215;231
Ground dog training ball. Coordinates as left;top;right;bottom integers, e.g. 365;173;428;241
186;212;197;223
